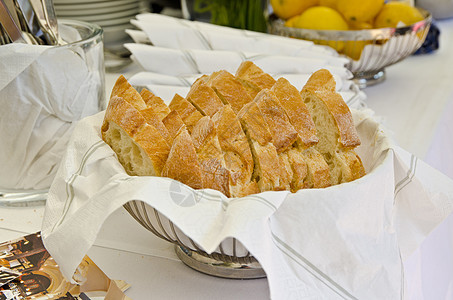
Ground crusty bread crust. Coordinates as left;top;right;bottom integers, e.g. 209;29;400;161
168;93;203;133
212;105;254;197
186;75;224;117
140;89;171;121
191;116;230;196
102;96;170;176
238;102;281;192
271;77;318;149
236;61;276;92
254;89;298;154
161;128;203;190
207;70;253;114
111;75;147;111
162;110;185;141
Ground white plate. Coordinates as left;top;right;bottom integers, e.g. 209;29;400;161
55;0;140;10
54;0;134;4
55;2;139;15
56;8;140;21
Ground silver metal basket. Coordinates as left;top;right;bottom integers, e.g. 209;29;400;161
268;8;432;88
123;200;266;279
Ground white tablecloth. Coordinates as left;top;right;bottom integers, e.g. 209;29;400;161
1;17;453;300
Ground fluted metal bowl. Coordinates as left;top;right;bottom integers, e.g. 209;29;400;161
268;8;432;88
123;200;266;279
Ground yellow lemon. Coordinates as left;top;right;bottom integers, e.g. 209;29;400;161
337;0;384;23
342;40;371;60
284;15;299;27
319;0;338;9
271;0;320;20
374;2;424;28
348;21;373;30
293;6;348;30
293;6;349;51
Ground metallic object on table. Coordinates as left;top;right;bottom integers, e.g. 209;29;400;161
0;0;38;44
124;200;267;279
269;8;432;88
0;189;47;207
28;0;63;45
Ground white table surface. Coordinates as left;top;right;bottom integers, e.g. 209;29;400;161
1;17;453;300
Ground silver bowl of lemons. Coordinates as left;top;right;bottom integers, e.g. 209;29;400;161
269;0;432;88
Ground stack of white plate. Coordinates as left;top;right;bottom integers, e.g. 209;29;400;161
54;0;145;48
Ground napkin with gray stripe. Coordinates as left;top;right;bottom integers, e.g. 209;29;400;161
41;109;453;299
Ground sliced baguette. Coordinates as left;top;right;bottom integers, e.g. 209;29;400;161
102;96;170;176
110;75;147;111
191;116;230;196
235;61;276;99
169;93;204;133
301;69;365;184
207;70;253;114
162;110;185;141
140;89;171;121
211;105;257;197
186;75;224;117
161;128;204;190
237;101;281;192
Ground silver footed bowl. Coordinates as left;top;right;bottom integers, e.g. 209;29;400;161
268;8;432;88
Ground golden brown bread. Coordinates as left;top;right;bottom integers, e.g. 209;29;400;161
161;128;203;190
301;69;365;185
111;75;147;111
237;101;281;192
235;61;276;99
211;105;256;197
140;89;171;121
102;64;365;198
191;116;230;196
162;110;185;142
207;70;253;114
254;89;298;154
186;75;224;117
168;93;203;133
271;77;318;149
102;96;170;176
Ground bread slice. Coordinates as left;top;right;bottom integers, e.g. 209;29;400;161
161;128;204;190
191;116;230;196
140;89;171;120
140;107;173;146
102;96;170;176
211;105;257;197
271;77;318;149
110;75;147;111
235;61;276;99
207;70;253;114
237;101;281;192
186;75;224;117
169;93;203;133
162;110;185;142
270;77;330;189
254;89;298;154
301;69;365;184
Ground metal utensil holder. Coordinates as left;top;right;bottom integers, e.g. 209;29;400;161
123;200;266;279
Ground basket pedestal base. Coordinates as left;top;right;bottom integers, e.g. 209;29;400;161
353;69;386;89
175;245;266;279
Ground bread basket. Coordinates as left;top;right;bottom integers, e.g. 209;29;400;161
268;8;432;88
123;198;266;279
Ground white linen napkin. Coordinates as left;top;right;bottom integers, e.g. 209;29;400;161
41;109;453;299
0;43;103;190
130;13;346;61
125;43;352;77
